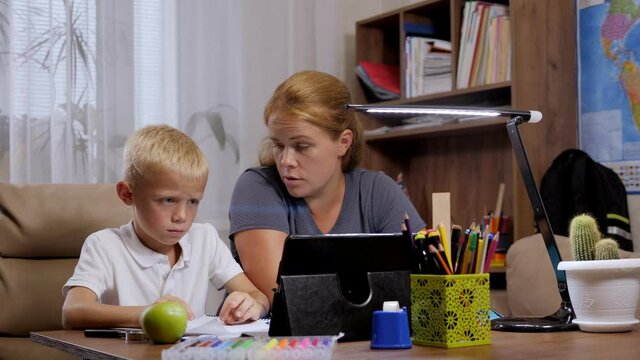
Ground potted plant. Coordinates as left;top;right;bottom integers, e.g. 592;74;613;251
558;214;640;332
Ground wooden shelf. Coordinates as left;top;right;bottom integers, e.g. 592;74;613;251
365;117;507;143
355;0;514;230
367;82;511;107
353;0;578;242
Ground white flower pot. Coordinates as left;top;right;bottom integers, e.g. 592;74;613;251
558;259;640;332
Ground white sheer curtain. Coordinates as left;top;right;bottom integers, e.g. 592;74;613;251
0;0;345;225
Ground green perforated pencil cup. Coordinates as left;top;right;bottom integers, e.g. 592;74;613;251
410;274;491;348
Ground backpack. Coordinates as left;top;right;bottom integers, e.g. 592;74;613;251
540;149;633;251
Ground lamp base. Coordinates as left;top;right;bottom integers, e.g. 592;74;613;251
491;304;579;332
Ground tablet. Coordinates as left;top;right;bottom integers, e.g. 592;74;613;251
277;233;412;276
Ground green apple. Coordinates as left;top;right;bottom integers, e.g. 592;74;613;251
139;301;188;344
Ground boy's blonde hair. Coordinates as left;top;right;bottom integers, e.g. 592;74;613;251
260;70;363;172
122;125;208;186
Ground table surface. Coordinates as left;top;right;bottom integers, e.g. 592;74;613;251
31;328;640;360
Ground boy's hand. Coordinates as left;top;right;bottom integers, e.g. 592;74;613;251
218;291;262;325
154;294;195;320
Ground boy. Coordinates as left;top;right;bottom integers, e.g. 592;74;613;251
62;125;269;329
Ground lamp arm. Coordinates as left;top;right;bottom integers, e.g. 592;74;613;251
506;117;573;307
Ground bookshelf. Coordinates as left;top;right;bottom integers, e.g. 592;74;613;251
353;0;578;244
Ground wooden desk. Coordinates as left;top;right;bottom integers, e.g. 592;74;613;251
31;329;640;359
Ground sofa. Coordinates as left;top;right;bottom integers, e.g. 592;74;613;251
504;233;640;319
0;183;131;360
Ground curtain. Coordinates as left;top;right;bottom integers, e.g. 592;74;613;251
0;0;347;226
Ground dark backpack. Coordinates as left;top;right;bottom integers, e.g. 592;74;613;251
540;149;633;251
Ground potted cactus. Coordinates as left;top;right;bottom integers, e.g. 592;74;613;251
558;214;640;332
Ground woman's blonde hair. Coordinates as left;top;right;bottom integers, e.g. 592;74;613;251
259;71;363;172
122;125;208;186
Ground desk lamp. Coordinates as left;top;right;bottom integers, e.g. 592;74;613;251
347;104;579;332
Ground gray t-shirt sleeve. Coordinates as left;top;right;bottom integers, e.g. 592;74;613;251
229;169;290;237
365;171;426;233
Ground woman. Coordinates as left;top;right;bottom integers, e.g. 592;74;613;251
229;71;425;305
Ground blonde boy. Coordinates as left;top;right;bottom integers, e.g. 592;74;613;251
62;125;268;329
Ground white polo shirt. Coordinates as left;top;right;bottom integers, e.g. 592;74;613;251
63;222;242;317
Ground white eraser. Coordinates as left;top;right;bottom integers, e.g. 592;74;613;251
529;110;543;123
382;301;401;312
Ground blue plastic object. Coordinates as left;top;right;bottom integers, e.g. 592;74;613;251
370;306;412;349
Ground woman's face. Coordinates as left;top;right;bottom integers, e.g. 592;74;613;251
267;115;352;200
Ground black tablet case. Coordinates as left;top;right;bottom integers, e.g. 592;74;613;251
268;233;412;342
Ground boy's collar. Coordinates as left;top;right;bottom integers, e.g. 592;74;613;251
123;221;191;268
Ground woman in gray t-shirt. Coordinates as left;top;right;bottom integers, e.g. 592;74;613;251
229;71;425;305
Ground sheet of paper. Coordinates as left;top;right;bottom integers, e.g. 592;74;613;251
185;315;269;337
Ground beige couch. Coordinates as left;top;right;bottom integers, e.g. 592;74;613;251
0;183;131;360
504;233;640;318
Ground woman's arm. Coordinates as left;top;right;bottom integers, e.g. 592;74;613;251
234;228;288;306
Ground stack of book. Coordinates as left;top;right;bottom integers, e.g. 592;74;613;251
457;1;511;89
405;37;452;98
355;61;401;102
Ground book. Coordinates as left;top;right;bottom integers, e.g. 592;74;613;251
357;61;401;94
404;22;435;37
185;315;270;338
356;61;401;101
404;36;452;97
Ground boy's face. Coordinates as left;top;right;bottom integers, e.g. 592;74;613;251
117;171;206;254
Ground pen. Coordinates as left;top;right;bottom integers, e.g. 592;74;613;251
450;224;462;270
413;233;430;274
454;227;470;274
491;183;505;233
438;222;453;271
278;338;289;348
426;233;452;275
467;232;478;274
483;232;500;273
430;231;453;274
83;329;123;338
241;338;255;349
231;339;246;349
402;220;421;274
299;337;311;348
460;231;476;274
478;233;493;273
264;338;278;350
417;234;441;274
475;238;484;274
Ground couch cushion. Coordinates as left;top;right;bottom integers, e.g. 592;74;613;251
0;257;77;336
0;183;131;258
506;233;640;317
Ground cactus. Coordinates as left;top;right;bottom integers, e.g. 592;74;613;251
569;214;601;261
595;238;620;260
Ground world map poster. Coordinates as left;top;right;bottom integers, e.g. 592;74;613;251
578;0;640;193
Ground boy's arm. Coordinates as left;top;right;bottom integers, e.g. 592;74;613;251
219;273;270;325
62;287;195;330
62;287;146;329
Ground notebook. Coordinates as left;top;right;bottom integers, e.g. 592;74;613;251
185;315;269;338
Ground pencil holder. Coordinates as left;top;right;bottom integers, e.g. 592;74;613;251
410;274;491;348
